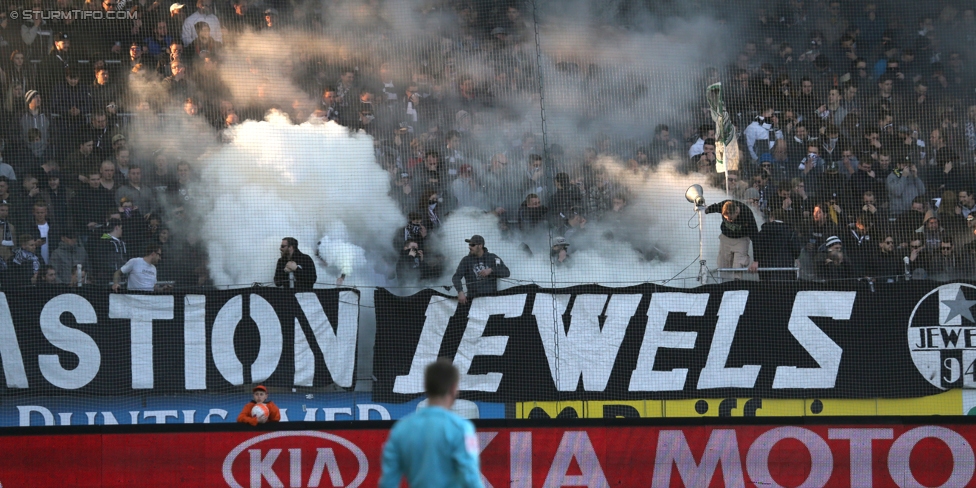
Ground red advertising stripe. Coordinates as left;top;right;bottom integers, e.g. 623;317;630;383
3;423;976;487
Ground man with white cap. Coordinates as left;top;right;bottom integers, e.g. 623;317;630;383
452;235;510;304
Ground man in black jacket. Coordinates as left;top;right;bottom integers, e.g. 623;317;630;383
753;209;802;281
452;235;510;304
704;199;759;278
274;237;317;290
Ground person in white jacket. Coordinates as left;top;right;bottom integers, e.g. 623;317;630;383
744;107;783;162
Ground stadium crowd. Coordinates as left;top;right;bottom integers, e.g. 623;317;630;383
0;0;974;288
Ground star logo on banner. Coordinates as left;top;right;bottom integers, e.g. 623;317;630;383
942;289;976;323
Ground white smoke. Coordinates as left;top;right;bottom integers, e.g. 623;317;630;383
201;115;403;288
438;164;727;290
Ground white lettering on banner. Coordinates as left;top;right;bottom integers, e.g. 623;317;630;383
222;431;368;488
456;295;525;392
288;449;301;488
58;412;72;425
308;449;343;487
543;431;609;488
323;408;352;421
511;431;532;488
183;295;207;390
17;405;54;426
394;296;459;394
211;295;283;386
293;321;313;387
887;426;975;488
250;449;282;488
533;294;641;392
38;294;100;389
651;429;743;487
0;293;28;388
697;291;760;389
295;291;359;388
746;427;833;488
356;404;391;421
829;428;894;487
630;293;709;391
477;432;498;488
204;409;228;423
143;410;178;424
772;291;855;389
108;294;174;389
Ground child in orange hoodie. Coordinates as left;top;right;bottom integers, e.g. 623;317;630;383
237;385;282;425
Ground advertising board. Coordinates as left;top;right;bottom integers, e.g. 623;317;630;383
5;421;976;487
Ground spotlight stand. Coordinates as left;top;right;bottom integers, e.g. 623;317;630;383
685;184;713;284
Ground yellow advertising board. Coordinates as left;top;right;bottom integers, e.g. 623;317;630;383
515;390;964;419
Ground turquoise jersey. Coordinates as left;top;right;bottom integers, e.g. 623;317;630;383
379;406;484;488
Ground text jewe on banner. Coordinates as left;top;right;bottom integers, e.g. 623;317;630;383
372;281;976;403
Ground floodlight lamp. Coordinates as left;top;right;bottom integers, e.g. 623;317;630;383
685;184;705;206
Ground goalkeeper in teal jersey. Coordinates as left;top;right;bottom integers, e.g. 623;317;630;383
379;359;484;488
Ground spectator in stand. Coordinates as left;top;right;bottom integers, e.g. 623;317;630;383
90;70;122;123
396;239;430;286
744;107;782;162
847;157;885;209
550;236;570;265
145;20;172;58
98;160;119;193
50;229;86;285
65;137;98;190
91;218;127;284
918;214;948;254
0;202;15;261
886;158;925;216
549;172;584;219
74;171;115;239
752;209;801;281
452;235;510;304
20;90;49;148
10;174;40;231
704;199;759;279
113;243;169;292
648;124;678;164
816;236;855;281
40;33;73;91
274;237;316;290
922;235;965;282
147;152;177;196
858;190;887;223
451;164;489;211
28;201;59;265
517;193;547;232
115;166;157;217
688;124;716;159
558;208;587;241
182;0;222;46
6;235;41;286
186;22;220;67
864;231;903;282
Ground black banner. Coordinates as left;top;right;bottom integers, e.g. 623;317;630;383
0;288;359;395
372;281;976;403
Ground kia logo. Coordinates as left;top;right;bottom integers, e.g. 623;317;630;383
222;431;368;488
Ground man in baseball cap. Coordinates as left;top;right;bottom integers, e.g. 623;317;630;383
452;235;510;304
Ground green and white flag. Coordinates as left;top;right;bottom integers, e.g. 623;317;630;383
706;82;739;174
